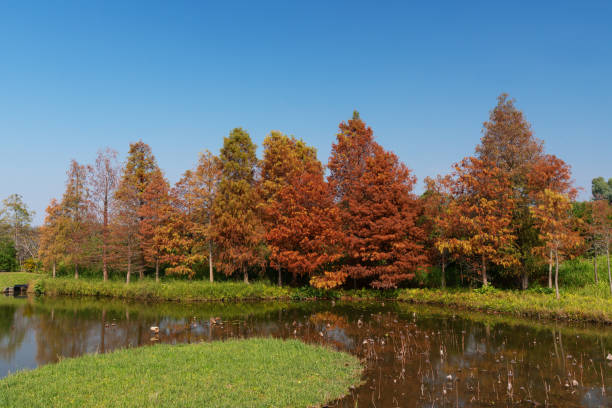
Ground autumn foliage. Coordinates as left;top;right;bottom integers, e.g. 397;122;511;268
38;95;598;293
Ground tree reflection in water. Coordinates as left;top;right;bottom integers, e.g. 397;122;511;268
0;296;610;407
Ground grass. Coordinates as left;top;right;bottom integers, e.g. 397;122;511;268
397;285;612;323
0;338;362;408
37;275;293;301
0;271;39;288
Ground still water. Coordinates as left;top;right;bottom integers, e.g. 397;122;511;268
0;296;610;407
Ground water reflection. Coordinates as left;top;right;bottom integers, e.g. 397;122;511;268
0;296;610;407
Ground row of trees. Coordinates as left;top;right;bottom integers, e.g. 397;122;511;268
34;94;611;293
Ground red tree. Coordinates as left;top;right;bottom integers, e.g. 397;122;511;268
325;112;427;288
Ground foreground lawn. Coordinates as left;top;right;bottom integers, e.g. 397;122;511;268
0;338;362;408
397;287;612;323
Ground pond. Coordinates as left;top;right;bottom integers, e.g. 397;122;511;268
0;296;610;407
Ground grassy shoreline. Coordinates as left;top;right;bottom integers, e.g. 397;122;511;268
0;338;362;408
1;272;610;324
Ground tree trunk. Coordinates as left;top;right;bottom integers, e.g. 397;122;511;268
209;240;214;283
593;255;598;283
548;248;553;288
74;264;79;279
139;267;144;280
521;272;528;290
155;259;159;283
126;249;131;284
243;268;249;284
102;191;109;282
440;250;446;289
52;261;56;278
607;242;611;296
481;254;488;286
554;247;560;300
278;268;282;287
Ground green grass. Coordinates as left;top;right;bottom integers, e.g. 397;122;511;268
0;338;362;408
36;276;292;301
397;285;612;323
0;271;40;288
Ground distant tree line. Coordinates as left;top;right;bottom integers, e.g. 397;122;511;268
6;93;604;294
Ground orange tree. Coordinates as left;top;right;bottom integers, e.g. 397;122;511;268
531;189;581;298
439;157;517;287
325;112;426;289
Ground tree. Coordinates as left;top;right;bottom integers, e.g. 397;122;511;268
38;199;67;277
260;131;317;285
139;170;170;282
60;160;91;279
191;151;222;282
474;94;580;289
592;177;612;202
0;237;17;272
88;148;119;281
265;149;341;287
528;154;578;288
213;128;265;283
439;157;517;287
531;189;581;299
114;141;160;281
160;152;221;280
592;200;612;295
0;194;35;270
422;175;455;288
326;113;427;288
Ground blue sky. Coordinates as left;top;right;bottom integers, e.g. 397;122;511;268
1;1;610;224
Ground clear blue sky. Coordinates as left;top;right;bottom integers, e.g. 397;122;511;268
1;1;610;225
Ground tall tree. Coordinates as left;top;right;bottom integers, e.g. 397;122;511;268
476;94;553;289
160;152;221;280
114;141;160;281
528;155;578;288
0;194;35;269
38;199;67;278
191;151;222;282
531;189;581;299
139;170;170;282
88;148;119;281
260;131;317;285
60;160;91;279
422;175;456;288
439;157;517;287
265;148;341;287
213;128;264;283
326;113;427;288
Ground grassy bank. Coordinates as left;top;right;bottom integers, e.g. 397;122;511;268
38;276;292;301
2;272;611;323
0;272;39;288
397;286;612;323
0;338;362;408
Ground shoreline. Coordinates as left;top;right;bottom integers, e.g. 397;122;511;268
1;272;610;324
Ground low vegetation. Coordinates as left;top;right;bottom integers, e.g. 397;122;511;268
36;276;292;301
0;338;362;408
397;284;612;323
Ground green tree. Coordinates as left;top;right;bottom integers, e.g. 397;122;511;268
592;177;612;202
114;141;160;280
213;128;265;283
0;237;17;272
